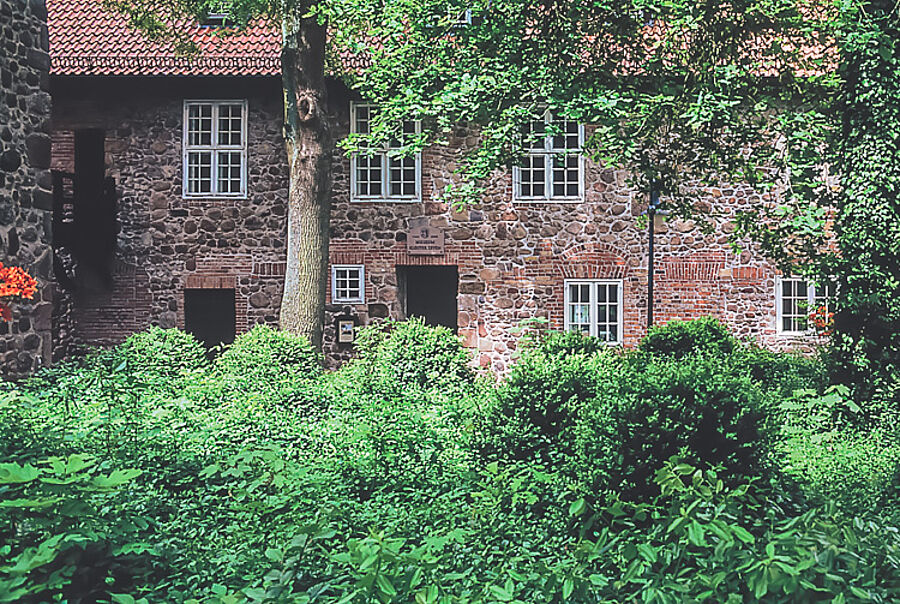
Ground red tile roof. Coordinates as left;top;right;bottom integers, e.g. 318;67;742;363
48;0;282;76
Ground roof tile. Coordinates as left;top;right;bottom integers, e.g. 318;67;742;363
48;0;281;76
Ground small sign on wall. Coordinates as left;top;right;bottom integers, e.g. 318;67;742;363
334;306;359;347
407;218;445;256
338;319;355;344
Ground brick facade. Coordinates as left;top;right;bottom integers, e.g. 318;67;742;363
48;75;818;371
0;0;55;378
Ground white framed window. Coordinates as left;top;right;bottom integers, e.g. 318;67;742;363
332;265;366;304
564;279;623;343
183;100;248;198
350;103;421;202
513;110;584;202
776;276;832;334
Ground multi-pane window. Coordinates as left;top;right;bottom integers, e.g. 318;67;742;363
514;110;584;201
564;280;623;343
777;277;832;333
183;100;247;197
350;103;421;202
332;265;366;304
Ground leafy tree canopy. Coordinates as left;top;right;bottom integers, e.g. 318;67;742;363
109;0;830;223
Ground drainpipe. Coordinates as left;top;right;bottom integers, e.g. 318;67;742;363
647;182;660;330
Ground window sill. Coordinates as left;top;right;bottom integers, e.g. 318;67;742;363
350;198;422;204
513;197;584;204
182;194;249;201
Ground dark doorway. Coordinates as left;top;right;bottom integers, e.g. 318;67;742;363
72;129;116;283
74;129;105;199
184;289;236;353
399;266;458;330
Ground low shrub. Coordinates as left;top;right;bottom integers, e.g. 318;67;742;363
740;345;826;397
776;386;900;516
475;347;612;466
639;316;737;358
529;329;607;358
215;324;322;379
114;326;209;378
186;325;326;412
479;343;774;503
640;318;826;397
349;318;474;393
576;352;774;501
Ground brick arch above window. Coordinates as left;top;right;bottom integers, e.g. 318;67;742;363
540;241;630;281
558;241;626;262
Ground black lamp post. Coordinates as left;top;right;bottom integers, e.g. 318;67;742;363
647;182;660;329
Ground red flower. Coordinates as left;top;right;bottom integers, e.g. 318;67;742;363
0;262;38;321
809;305;834;337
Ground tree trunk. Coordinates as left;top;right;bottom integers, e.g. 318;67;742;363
278;14;332;350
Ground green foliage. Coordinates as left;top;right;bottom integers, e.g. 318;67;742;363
480;328;787;503
475;346;610;465
639;318;825;397
639;317;737;358
583;353;774;501
528;329;607;358
3;319;897;601
200;325;324;409
574;459;900;602
348;318;474;393
114;326;209;377
777;385;900;517
215;324;322;379
0;455;147;603
823;1;900;418
332;0;824;224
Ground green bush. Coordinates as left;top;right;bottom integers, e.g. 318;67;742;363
776;386;900;516
215;324;322;380
479;344;773;502
530;329;607;357
640;318;825;397
578;353;773;501
19;328;208;412
114;326;209;378
190;325;326;412
779;426;900;515
740;345;826;397
0;389;62;461
475;347;611;465
349;318;474;393
639;316;738;358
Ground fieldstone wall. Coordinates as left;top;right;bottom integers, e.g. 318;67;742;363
325;111;817;372
0;0;54;378
50;77;288;347
49;75;815;370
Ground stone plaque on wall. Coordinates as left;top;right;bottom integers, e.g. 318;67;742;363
407;221;445;255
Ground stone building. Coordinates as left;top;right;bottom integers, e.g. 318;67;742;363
37;0;825;373
0;0;55;378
